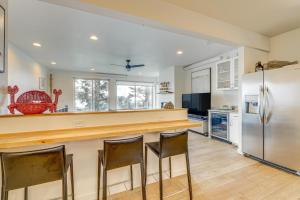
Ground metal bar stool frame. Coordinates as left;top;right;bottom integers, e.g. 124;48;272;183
145;131;192;200
97;135;146;200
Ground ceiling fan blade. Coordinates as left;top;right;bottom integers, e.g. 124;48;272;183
129;64;145;68
110;64;124;67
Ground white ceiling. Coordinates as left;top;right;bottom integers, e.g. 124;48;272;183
8;0;233;77
162;0;300;37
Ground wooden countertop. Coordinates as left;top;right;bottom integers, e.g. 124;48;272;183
0;120;200;149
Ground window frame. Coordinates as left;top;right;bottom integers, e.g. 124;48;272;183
116;80;156;110
73;78;110;112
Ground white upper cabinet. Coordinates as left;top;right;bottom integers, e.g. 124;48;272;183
216;59;231;90
191;69;211;93
233;57;239;89
216;57;239;90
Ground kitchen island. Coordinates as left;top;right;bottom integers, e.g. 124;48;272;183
0;109;200;200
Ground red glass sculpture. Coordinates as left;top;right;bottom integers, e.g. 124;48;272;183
7;85;62;115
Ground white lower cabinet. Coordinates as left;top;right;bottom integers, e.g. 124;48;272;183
209;110;240;145
229;113;240;145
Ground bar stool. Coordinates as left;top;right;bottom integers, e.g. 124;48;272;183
145;131;192;200
0;145;74;200
97;135;146;200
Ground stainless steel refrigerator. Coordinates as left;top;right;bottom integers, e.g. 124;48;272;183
242;65;300;175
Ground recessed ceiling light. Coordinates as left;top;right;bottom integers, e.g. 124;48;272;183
51;61;56;65
177;50;183;55
33;42;42;47
90;35;98;41
90;67;95;71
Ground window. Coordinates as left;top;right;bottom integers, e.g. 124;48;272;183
74;79;109;111
117;81;155;110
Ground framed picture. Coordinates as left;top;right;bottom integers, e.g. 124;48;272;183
39;77;46;90
0;5;5;73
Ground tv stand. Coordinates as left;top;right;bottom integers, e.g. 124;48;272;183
188;114;208;136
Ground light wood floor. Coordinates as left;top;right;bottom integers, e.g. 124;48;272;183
110;132;300;200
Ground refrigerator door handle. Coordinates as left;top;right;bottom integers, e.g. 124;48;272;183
264;85;271;124
259;85;264;124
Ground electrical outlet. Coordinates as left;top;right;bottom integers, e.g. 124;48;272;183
73;120;85;128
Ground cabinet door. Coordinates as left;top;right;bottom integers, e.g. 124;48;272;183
216;58;239;90
229;114;240;145
233;57;239;89
216;59;231;90
192;69;210;93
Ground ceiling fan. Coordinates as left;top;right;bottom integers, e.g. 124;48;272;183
111;59;145;71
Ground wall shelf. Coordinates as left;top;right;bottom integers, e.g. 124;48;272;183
157;91;174;94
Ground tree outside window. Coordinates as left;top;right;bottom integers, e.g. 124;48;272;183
74;79;109;112
117;82;154;110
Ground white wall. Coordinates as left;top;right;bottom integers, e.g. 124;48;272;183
269;27;300;63
51;69;158;111
8;43;49;94
184;49;240;109
174;66;186;108
0;0;7;114
156;66;186;108
243;46;269;74
157;66;175;107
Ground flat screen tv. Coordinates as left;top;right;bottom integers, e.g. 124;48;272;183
182;94;192;110
182;93;211;116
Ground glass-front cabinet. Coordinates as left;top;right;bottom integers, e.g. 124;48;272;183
233;57;239;88
210;112;229;141
216;57;239;90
